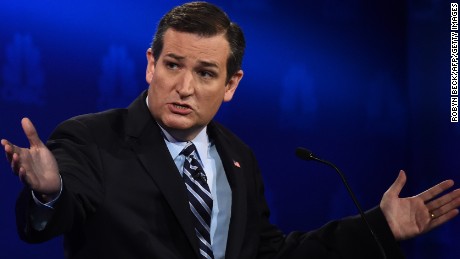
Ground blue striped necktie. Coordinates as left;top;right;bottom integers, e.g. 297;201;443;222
181;142;214;259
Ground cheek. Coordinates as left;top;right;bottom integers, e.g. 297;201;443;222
147;83;166;110
149;75;170;97
200;89;225;109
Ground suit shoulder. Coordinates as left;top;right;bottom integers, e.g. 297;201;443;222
50;108;128;141
209;121;251;151
69;108;128;126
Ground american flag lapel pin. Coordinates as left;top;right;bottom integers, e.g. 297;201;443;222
233;160;241;168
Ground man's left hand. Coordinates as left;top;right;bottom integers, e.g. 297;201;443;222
380;170;460;240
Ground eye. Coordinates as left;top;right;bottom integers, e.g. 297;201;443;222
165;62;179;70
198;70;215;79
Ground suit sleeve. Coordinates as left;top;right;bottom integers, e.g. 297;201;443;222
248;151;405;259
16;118;105;243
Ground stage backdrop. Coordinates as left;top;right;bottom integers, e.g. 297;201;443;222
1;0;459;258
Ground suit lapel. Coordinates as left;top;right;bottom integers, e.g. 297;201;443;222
124;92;200;257
208;122;248;259
123;94;249;258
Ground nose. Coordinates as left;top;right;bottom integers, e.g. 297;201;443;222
175;71;194;97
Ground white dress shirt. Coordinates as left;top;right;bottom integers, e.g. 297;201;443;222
160;126;232;259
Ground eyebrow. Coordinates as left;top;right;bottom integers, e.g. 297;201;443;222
165;53;220;69
166;53;184;61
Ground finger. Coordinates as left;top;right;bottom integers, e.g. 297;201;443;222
386;170;407;197
2;139;14;152
18;166;28;183
21;117;43;147
428;209;459;231
426;188;460;211
1;139;9;147
18;165;38;190
2;139;16;162
428;193;460;221
11;152;21;174
418;180;455;202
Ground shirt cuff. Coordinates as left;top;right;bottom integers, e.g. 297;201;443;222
30;174;63;231
31;174;63;208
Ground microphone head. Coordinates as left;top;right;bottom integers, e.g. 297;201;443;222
295;147;315;161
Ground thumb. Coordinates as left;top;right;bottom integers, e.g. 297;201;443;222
21;117;44;148
386;170;407;198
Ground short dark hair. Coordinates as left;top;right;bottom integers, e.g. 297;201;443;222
151;1;245;83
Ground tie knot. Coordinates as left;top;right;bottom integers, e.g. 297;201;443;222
180;142;197;158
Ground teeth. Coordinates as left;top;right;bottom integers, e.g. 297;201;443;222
174;104;188;109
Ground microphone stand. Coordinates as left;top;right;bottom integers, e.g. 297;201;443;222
295;147;387;259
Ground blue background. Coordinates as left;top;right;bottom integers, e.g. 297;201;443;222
1;0;459;258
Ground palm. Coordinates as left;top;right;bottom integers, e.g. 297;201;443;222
18;141;59;194
381;171;460;240
2;118;60;197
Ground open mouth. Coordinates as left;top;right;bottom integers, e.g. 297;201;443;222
173;103;190;110
169;103;192;114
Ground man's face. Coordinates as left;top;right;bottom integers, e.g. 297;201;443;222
146;29;243;141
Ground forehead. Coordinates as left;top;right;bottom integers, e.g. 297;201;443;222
161;29;230;66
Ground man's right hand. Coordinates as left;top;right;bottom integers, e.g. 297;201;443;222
2;118;60;202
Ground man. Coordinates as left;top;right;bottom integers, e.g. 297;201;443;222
2;2;460;258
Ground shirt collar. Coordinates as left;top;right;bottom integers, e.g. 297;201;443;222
159;125;209;162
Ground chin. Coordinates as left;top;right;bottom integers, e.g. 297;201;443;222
162;120;193;132
164;117;189;128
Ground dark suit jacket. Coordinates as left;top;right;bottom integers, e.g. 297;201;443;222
16;91;405;258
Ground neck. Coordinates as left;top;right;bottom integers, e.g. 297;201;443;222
161;125;207;143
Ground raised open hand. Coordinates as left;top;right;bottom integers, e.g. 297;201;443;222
2;118;60;201
380;170;460;240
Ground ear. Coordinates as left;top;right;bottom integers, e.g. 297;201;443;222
223;70;244;102
145;48;155;84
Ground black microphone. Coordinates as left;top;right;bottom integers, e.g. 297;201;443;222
295;147;387;259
